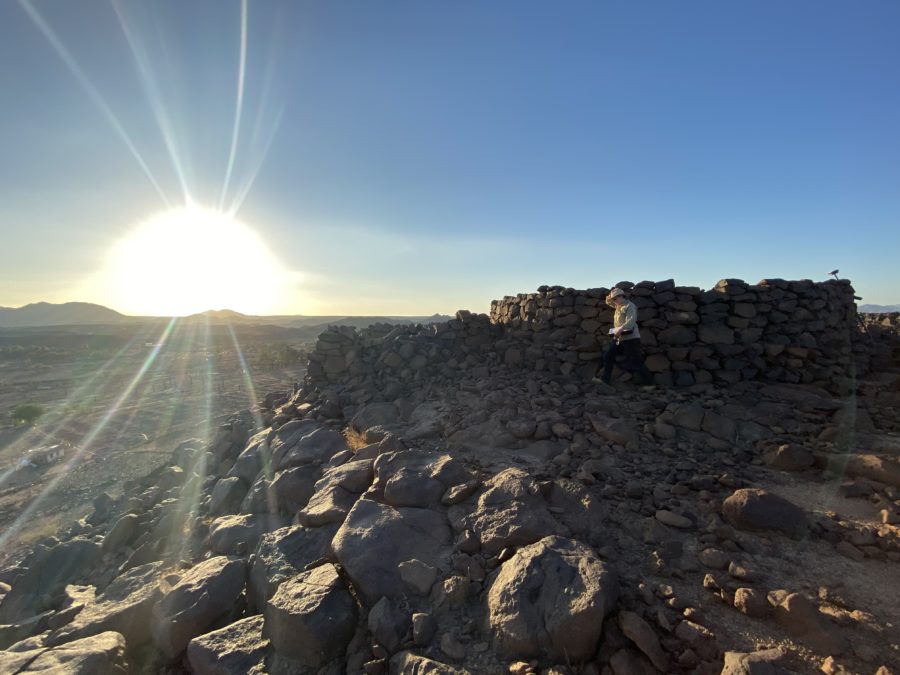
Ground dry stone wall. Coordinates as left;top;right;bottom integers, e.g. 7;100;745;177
490;278;860;392
305;278;866;394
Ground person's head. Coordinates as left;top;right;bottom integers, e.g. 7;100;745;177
608;287;627;306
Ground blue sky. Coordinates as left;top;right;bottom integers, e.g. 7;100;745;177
1;1;898;315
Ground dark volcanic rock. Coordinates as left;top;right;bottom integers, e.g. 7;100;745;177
332;498;451;604
0;538;101;623
152;555;247;658
47;561;164;648
187;614;269;675
486;535;619;661
248;524;336;611
263;563;356;666
0;630;128;674
721;488;808;539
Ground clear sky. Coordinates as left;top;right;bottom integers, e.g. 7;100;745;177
1;1;898;316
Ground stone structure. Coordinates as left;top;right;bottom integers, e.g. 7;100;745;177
307;278;865;393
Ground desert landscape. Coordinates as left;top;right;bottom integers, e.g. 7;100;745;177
3;1;900;673
0;280;898;674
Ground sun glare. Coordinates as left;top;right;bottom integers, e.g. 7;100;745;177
102;207;295;316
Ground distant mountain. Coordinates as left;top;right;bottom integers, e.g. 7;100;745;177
0;302;454;328
859;304;900;313
0;302;126;327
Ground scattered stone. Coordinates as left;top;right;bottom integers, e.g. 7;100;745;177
655;510;693;529
722;488;808;538
618;610;668;671
733;588;769;618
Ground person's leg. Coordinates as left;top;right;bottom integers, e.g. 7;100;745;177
602;341;620;382
623;340;653;385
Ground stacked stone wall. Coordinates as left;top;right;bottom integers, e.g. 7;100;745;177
490;278;859;391
305;278;871;394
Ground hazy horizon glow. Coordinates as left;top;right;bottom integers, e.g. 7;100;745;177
85;205;301;316
2;1;899;315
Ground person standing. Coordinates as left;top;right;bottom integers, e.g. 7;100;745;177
594;287;654;386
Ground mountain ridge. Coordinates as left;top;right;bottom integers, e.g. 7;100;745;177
0;301;453;328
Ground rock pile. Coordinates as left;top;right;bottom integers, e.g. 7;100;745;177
1;280;898;674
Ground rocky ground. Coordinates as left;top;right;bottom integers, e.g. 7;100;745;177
0;343;898;674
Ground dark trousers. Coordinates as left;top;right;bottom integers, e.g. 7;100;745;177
601;338;653;384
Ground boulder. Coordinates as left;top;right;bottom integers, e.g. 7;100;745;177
187;615;268;675
374;450;473;509
46;562;164;648
270;465;319;513
0;538;101;623
0;631;128;674
486;535;619;661
101;514;140;553
720;648;791;674
152;555;247;658
208;514;276;555
271;423;348;470
297;459;373;527
248;524;336;611
263;563;357;666
209;477;248;517
722;489;808;539
763;444;815;472
771;592;847;655
350;402;400;432
464;468;561;554
332;498;451;604
368;596;409;653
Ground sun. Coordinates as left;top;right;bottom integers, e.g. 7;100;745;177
102;206;295;316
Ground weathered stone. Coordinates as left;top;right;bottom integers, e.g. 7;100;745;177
152;555;247;658
209;477;248;517
248;524;336;611
47;562;164;648
721;648;790;674
733;588;769;618
297;459;373;526
333;498;451;604
100;514;140;554
187;615;268;675
368;596;408;653
0;631;128;674
465;468;561;554
722;489;808;539
263;563;356;666
771;592;847;655
388;651;472;674
486;536;618;661
0;539;101;623
399;559;438;596
763;444;815;471
618;610;668;671
208;514;276;555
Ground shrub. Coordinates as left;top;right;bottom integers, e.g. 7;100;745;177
10;403;45;426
